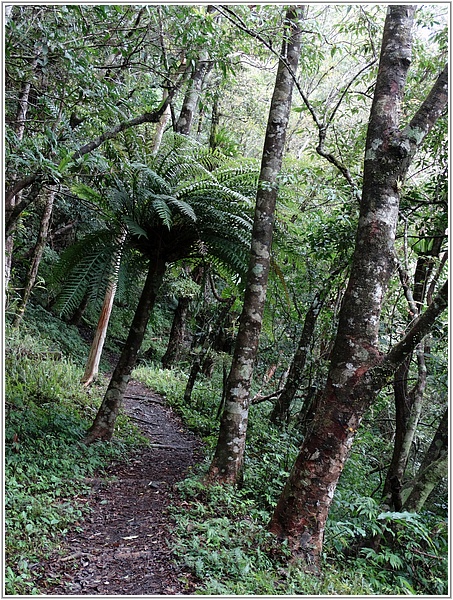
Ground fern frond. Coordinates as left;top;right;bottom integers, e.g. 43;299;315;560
214;165;259;198
115;250;142;305
168;198;197;223
71;183;119;221
151;197;173;229
153;133;215;184
53;243;116;317
130;162;172;195
123;215;149;239
50;231;113;287
203;234;250;279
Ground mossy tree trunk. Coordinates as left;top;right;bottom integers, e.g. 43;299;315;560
84;257;166;443
207;7;303;484
269;6;448;567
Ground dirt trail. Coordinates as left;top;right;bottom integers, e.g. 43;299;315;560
38;379;201;595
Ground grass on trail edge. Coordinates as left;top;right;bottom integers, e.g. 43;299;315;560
5;325;146;595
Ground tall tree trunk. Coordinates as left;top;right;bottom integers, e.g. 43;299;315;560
269;272;339;425
12;186;56;326
269;6;448;567
403;408;448;512
81;231;126;386
175;52;212;135
83;257;166;444
207;7;303;484
382;238;445;507
5;54;38;291
173;6;216;136
161;296;190;369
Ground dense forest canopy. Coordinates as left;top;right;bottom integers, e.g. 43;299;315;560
4;3;448;595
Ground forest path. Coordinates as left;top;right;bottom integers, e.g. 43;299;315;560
39;379;202;595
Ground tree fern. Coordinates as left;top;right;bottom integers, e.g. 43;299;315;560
53;131;256;320
122;215;149;240
50;230;113;288
115;251;148;306
129;162;172;195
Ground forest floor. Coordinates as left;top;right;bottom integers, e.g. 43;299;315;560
38;379;202;595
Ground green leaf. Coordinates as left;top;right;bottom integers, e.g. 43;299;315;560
57;151;75;174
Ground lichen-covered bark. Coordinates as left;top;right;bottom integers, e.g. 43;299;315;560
84;258;166;443
269;6;448;567
207;7;303;483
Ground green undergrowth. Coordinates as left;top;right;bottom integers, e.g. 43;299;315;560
133;364;448;595
171;467;447;595
17;303;91;366
133;364;223;446
5;324;145;595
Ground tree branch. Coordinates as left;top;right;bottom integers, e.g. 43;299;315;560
327;59;377;128
251;387;284;405
5;178;45;236
208;271;235;303
5;173;40;205
73;93;174;159
218;5;366;200
399;64;448;158
373;280;448;386
5;91;178;232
